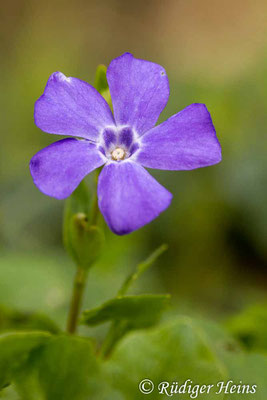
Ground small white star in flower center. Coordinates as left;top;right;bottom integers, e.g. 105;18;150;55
111;147;126;161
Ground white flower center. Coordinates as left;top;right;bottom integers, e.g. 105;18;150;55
111;147;125;161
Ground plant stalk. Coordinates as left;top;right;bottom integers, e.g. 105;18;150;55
66;170;101;334
66;266;88;334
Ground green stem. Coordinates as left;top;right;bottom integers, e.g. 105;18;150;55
99;322;117;359
100;321;128;359
66;266;88;334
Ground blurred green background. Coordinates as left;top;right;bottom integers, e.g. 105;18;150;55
0;0;266;332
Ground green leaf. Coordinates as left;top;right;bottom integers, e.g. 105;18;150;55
0;306;60;334
220;352;267;400
82;294;170;358
102;317;267;399
0;331;51;389
82;245;168;358
118;244;168;296
36;336;97;400
81;294;170;329
101;317;227;399
35;335;98;400
225;303;267;352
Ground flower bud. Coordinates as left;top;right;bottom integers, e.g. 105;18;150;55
67;213;104;270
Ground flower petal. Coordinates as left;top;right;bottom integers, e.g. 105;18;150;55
107;53;169;136
34;72;115;141
137;104;222;170
98;161;172;235
30;138;105;199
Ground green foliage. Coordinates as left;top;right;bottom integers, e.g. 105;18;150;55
63;182;104;270
2;335;99;400
118;244;168;296
82;294;170;358
35;335;99;400
81;245;170;357
0;331;50;389
104;317;227;399
1;317;267;399
226;303;267;353
102;317;267;399
220;352;267;400
0;7;266;400
82;294;170;328
0;306;60;334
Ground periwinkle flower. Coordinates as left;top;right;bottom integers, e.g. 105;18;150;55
30;53;221;235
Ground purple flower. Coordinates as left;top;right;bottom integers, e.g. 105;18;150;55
30;53;221;235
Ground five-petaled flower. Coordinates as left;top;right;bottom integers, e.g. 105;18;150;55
30;53;221;235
